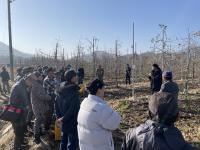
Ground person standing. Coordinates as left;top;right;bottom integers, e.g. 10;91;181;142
43;67;56;131
160;71;179;99
78;78;121;150
31;72;51;144
0;66;10;94
125;64;131;85
148;64;162;94
55;70;80;150
77;67;85;85
9;75;33;150
96;65;104;82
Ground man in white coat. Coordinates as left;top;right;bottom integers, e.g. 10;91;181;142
77;78;121;150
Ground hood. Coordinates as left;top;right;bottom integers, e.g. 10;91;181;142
144;120;189;150
58;82;80;95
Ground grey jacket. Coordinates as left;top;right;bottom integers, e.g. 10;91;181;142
160;81;179;98
31;80;51;116
9;79;29;110
122;120;194;150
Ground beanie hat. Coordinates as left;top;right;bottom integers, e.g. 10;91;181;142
153;64;159;69
149;92;179;124
162;71;173;78
86;78;105;95
64;70;77;82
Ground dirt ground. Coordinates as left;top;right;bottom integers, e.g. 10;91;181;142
106;80;200;149
0;80;200;149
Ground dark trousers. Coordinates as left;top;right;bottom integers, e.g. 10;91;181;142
11;117;26;149
2;80;10;93
126;75;131;85
44;99;54;130
60;129;78;150
78;76;84;85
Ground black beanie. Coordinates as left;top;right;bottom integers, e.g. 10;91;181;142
86;78;105;95
64;70;77;82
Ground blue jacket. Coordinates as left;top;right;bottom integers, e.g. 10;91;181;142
55;82;80;133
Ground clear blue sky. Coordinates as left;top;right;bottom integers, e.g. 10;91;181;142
0;0;200;55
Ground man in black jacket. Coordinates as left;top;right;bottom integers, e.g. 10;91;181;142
0;66;10;94
121;92;194;150
9;75;34;150
126;64;131;85
149;64;162;93
55;70;80;150
77;67;85;85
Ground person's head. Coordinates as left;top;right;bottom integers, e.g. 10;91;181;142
148;92;179;126
16;67;23;75
32;71;43;81
87;78;105;99
42;66;48;71
67;64;72;70
2;66;6;71
152;64;159;71
55;71;61;79
162;71;173;81
22;67;32;76
24;74;34;87
47;67;54;78
38;67;43;73
64;70;77;83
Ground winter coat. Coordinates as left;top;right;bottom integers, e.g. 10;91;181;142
31;80;51;117
149;69;162;92
160;81;179;98
77;94;121;150
121;120;194;150
0;70;10;82
55;82;80;133
9;79;29;110
126;66;131;77
77;68;85;78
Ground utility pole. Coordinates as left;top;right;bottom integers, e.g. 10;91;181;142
8;0;14;81
86;37;98;77
132;22;135;99
54;42;59;66
92;37;96;77
115;40;119;87
185;32;191;102
159;24;167;71
62;48;65;66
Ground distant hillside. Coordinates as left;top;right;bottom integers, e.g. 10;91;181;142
0;41;32;58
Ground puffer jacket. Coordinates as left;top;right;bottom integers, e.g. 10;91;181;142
121;120;194;150
31;80;51;117
55;82;80;133
77;94;121;150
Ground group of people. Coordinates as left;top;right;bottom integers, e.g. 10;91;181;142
4;63;195;150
